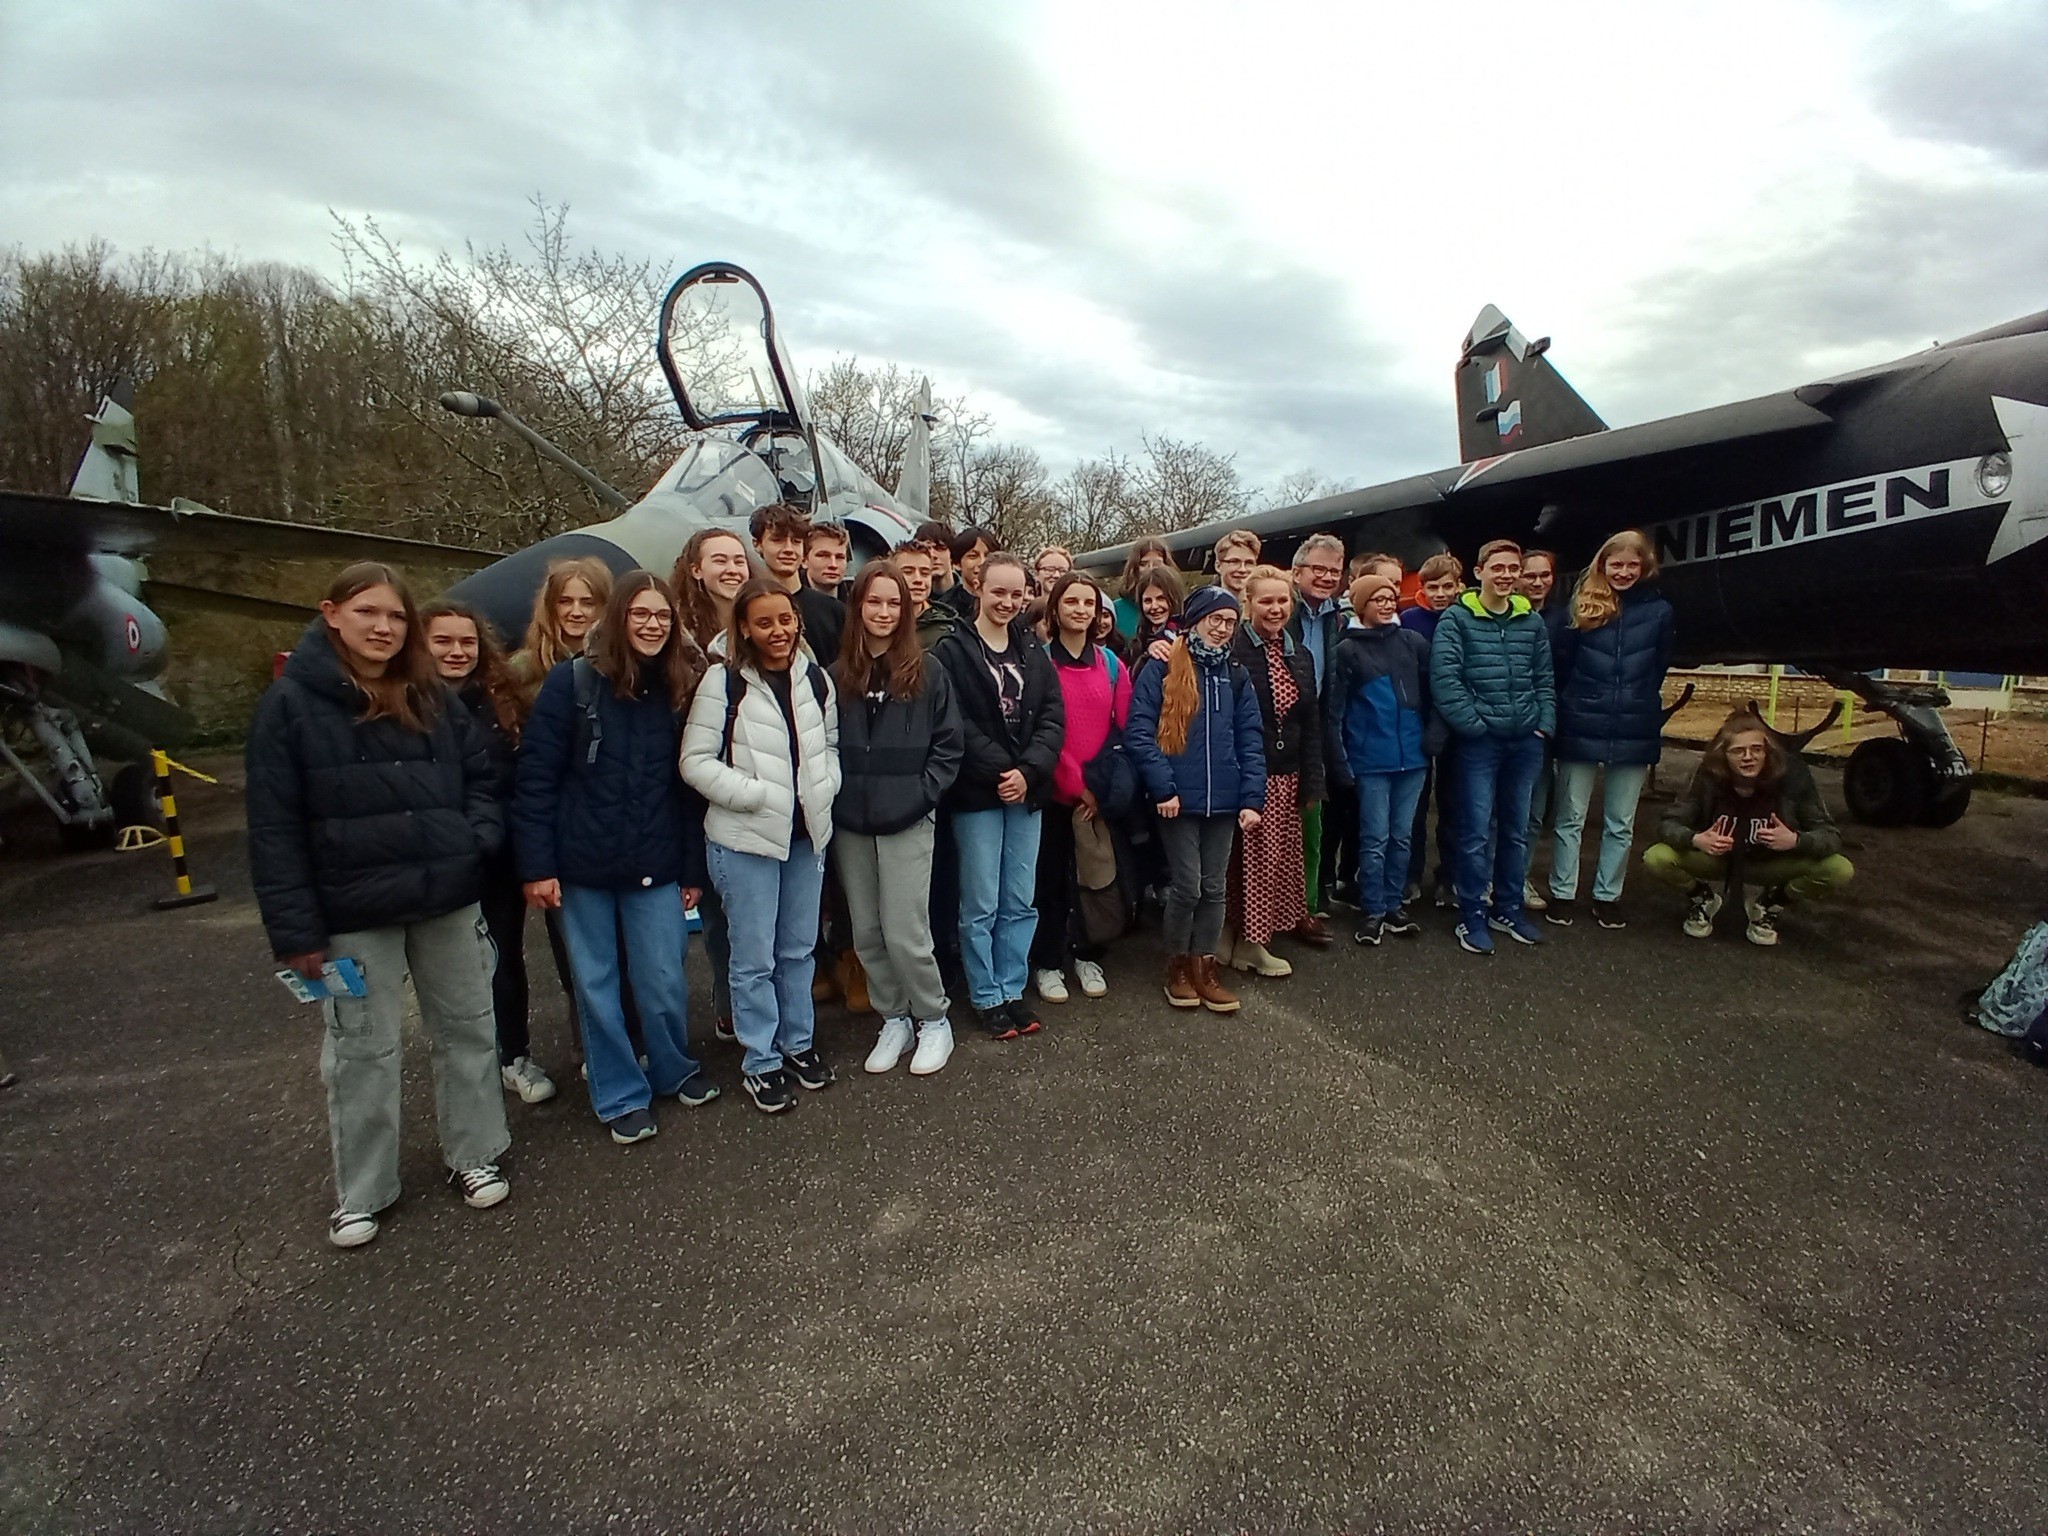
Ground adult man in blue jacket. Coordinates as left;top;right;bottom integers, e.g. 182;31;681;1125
1429;539;1556;955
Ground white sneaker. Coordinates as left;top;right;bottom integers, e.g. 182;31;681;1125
1035;968;1070;1003
909;1019;954;1076
1523;881;1549;913
500;1056;557;1104
1074;959;1108;998
864;1017;914;1074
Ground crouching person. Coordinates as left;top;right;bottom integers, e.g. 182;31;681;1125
247;563;512;1249
515;572;717;1146
1642;710;1854;946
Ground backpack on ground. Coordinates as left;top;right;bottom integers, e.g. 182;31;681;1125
1972;920;2048;1037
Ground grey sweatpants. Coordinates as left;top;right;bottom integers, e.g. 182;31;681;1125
322;903;511;1215
836;817;950;1024
1160;813;1236;957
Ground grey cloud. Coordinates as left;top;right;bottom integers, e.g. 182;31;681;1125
1869;3;2048;168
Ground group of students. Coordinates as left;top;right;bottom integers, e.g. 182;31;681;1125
246;507;1854;1248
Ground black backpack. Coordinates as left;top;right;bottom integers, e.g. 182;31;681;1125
716;663;829;765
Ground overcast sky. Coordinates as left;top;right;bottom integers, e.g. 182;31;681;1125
4;0;2044;495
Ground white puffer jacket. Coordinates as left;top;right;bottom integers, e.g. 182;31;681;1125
681;656;842;860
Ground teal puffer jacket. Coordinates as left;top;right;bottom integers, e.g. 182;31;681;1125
1429;591;1556;740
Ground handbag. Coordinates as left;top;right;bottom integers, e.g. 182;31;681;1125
1081;649;1141;819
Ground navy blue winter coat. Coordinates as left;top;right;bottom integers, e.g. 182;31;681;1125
1549;586;1676;766
513;659;708;893
1127;647;1267;815
1323;621;1434;784
246;622;501;958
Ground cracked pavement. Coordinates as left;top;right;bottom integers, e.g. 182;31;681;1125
2;752;2046;1533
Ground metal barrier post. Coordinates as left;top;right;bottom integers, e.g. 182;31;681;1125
150;748;217;910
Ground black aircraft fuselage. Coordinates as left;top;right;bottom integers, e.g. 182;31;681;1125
1086;309;2048;678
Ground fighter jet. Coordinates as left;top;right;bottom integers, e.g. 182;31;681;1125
444;261;931;644
1082;305;2048;828
0;262;930;850
0;386;500;847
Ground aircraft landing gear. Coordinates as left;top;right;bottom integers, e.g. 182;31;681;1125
1812;670;1972;828
0;694;117;849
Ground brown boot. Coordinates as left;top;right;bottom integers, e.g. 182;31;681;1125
838;950;872;1014
1164;955;1201;1009
1292;915;1334;948
1191;955;1241;1013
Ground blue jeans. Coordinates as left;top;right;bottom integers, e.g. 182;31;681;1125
953;804;1042;1009
559;883;701;1123
1549;761;1651;903
707;840;827;1077
1449;732;1545;924
1355;768;1428;918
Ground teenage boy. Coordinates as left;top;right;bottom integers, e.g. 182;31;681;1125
1430;539;1555;956
915;521;958;602
1287;533;1348;918
1213;529;1262;602
805;520;852;601
753;503;844;664
1400;553;1463;639
894;539;959;651
1399;551;1464;904
938;526;997;619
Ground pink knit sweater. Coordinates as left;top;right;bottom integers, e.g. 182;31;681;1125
1048;643;1132;805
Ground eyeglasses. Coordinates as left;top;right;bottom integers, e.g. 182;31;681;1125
1301;563;1343;578
626;608;673;628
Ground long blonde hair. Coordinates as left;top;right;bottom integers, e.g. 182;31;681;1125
521;557;613;670
1156;639;1200;756
1571;529;1658;630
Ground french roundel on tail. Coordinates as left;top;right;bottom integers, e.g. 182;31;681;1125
1454;305;1607;464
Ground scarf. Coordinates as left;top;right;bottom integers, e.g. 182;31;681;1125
1187;632;1230;667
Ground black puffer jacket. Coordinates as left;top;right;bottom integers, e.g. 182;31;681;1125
833;652;966;836
932;620;1065;813
246;622;501;958
513;658;708;892
1231;628;1327;804
456;680;519;878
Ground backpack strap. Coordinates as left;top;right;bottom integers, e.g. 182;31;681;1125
718;669;750;766
571;657;604;765
1100;648;1122;689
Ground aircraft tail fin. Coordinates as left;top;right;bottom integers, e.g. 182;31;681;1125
895;377;934;519
1454;306;1605;463
69;381;141;504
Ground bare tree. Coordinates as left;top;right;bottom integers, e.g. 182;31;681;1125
1257;467;1356;511
1132;434;1250;536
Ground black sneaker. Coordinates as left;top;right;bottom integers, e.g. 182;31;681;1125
675;1070;720;1107
713;1015;736;1043
1383;906;1421;937
1006;998;1042;1036
1353;915;1385;946
1329;879;1360;909
1543;898;1576;927
743;1068;795;1114
1431;880;1457;911
978;1004;1020;1041
782;1049;835;1091
1593;900;1627;930
608;1107;658;1144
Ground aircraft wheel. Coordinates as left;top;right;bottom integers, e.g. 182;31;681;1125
57;818;116;853
111;762;164;831
1843;738;1931;826
1921;780;1973;828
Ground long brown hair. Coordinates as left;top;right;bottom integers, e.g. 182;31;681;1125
1155;639;1201;756
320;563;442;732
835;560;926;701
1044;571;1105;645
1571;529;1658;630
726;576;803;675
1698;708;1786;795
588;571;704;711
1132;564;1186;650
417;599;522;737
1120;536;1174;597
521;556;613;671
673;527;756;649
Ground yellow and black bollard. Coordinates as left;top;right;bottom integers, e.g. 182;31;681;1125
150;748;218;911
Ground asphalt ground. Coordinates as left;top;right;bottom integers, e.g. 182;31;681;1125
3;752;2046;1534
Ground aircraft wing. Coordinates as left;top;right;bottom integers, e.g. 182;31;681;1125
0;489;504;568
1079;472;1455;573
1444;388;1836;500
